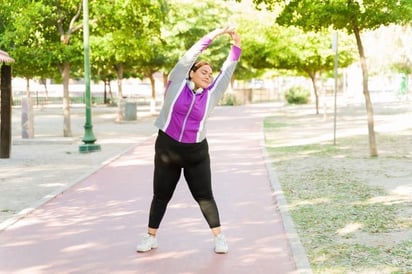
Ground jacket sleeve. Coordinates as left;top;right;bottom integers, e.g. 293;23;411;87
209;45;242;106
168;36;213;82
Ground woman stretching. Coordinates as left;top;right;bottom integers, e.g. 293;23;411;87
136;26;241;254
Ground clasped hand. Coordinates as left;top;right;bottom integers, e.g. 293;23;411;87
211;26;241;47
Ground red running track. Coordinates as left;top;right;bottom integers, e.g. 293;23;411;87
0;104;298;274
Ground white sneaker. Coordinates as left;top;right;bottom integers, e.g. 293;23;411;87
136;234;158;253
214;234;228;254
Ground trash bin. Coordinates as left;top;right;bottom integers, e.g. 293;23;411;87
400;74;407;95
124;101;137;121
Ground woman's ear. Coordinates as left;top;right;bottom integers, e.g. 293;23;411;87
189;70;194;79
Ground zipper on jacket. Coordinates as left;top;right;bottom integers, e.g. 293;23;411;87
178;94;196;142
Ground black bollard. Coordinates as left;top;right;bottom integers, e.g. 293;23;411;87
0;65;12;158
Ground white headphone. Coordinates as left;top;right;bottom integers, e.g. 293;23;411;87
188;80;203;94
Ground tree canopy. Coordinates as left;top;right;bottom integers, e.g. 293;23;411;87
250;0;412;32
245;0;412;156
2;0;411;141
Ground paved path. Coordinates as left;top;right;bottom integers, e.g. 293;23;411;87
0;104;305;274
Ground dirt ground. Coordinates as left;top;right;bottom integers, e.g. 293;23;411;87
266;96;412;253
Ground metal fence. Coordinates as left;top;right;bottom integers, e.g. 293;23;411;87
11;94;154;107
12;95;107;106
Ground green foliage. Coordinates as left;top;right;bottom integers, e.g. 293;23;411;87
160;0;232;76
0;0;85;81
0;0;168;83
391;61;412;75
0;0;360;87
284;86;310;104
268;26;356;78
244;0;412;81
250;0;412;33
88;0;167;82
227;4;280;80
219;93;239;106
1;1;55;79
229;5;356;82
5;0;410;91
245;0;412;157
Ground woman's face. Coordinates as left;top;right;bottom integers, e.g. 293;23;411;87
190;65;213;89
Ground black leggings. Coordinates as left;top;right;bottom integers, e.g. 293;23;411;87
148;130;221;229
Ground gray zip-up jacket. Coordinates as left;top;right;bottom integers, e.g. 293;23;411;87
154;36;242;143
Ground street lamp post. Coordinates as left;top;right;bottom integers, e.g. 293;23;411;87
79;0;101;153
332;31;339;145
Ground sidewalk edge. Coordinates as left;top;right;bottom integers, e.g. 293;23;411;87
261;132;313;274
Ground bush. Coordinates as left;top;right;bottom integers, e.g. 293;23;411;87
284;86;310;104
219;93;239;106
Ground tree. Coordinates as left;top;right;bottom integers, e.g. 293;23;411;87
264;26;356;114
88;35;118;105
2;2;57;98
387;26;412;96
3;0;85;137
228;4;278;81
230;10;355;111
246;0;412;157
53;1;87;137
160;0;233;78
136;0;234;112
132;39;165;114
90;0;167;121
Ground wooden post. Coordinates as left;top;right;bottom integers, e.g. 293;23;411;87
0;64;12;158
21;97;34;138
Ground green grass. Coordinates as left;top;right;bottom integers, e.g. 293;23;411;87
264;116;412;274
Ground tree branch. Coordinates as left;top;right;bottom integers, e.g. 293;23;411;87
68;2;82;35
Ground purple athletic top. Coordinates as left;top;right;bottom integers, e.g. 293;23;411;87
154;36;241;143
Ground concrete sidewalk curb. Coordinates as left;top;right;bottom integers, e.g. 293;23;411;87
12;137;79;145
0;135;155;232
260;129;313;274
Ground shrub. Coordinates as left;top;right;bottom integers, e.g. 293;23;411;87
284;86;310;104
219;93;239;106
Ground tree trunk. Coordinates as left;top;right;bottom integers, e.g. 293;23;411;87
25;78;30;98
22;77;34;138
149;73;156;114
159;72;168;106
108;80;113;103
353;26;378;157
309;73;320;114
62;61;72;137
163;72;168;90
103;79;108;104
41;78;49;101
116;63;124;122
